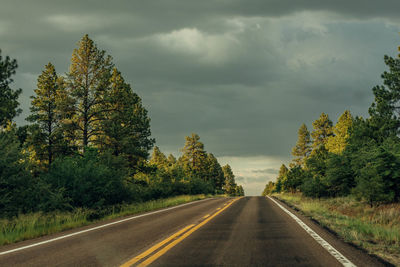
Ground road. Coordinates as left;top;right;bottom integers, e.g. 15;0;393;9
0;197;385;267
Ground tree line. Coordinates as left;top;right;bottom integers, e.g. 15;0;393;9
262;43;400;206
0;35;243;218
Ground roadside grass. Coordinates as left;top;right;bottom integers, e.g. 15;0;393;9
272;193;400;266
0;194;213;247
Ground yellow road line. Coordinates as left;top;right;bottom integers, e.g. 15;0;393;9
202;214;210;219
216;207;221;210
120;224;195;267
137;197;242;267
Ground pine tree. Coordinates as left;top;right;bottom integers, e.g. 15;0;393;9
181;133;207;178
204;153;224;190
150;146;167;168
326;110;353;154
262;181;275;196
167;154;177;166
26;63;68;167
222;164;237;195
0;50;21;128
311;113;333;152
67;34;113;152
99;68;154;165
367;52;400;141
291;123;311;166
274;164;288;192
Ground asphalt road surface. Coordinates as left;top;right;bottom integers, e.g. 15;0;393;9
0;197;385;267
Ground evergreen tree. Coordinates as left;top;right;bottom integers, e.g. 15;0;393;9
367;53;400;142
150;146;167;168
222;164;237;195
236;185;245;196
281;165;304;193
167;154;177;165
204;153;224;190
311;113;333;152
0;50;21;128
326;110;353;154
262;181;275;196
181;133;207;178
99;68;154;165
67;34;113;152
274;164;288;193
26;63;67;167
291;123;311;166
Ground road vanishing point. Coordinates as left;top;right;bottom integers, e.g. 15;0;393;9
0;197;385;267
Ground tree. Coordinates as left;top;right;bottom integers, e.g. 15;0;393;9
274;164;288;193
181;133;207;178
326;110;353;154
0;130;37;217
26;63;68;167
291;123;311;166
352;141;400;205
236;185;245;196
325;152;354;196
311;113;333;152
67;34;113;152
0;50;21;128
167;154;177;166
281;165;304;193
367;54;400;142
99;68;154;166
262;181;275;196
222;164;237;195
204;153;224;190
149;146;167;168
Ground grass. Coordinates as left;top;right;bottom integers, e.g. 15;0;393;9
0;194;212;247
272;193;400;266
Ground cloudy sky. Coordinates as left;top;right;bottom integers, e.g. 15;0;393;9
1;1;400;195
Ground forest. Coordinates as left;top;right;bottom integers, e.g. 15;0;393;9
0;34;243;218
263;44;400;206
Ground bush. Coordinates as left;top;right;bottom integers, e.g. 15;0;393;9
41;149;130;209
0;131;37;217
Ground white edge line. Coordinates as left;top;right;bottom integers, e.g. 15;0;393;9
0;198;214;256
267;196;356;267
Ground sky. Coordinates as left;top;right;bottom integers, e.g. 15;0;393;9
1;1;400;195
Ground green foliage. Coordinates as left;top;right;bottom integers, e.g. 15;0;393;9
180;133;207;178
274;164;288;193
67;34;114;151
0;50;22;128
41;149;129;209
0;35;243;225
325;152;354;197
0;130;37;217
204;153;224;191
326;110;353;154
291;123;311;166
26;63;70;168
352;142;400;205
311;112;333;152
99;68;154;166
267;43;400;205
262;181;275;196
282;165;305;193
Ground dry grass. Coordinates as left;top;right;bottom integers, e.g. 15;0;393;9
273;193;400;266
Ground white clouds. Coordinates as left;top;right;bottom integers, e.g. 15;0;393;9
217;155;288;196
45;14;109;32
150;27;239;64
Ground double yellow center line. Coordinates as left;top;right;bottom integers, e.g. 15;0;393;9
121;197;242;267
